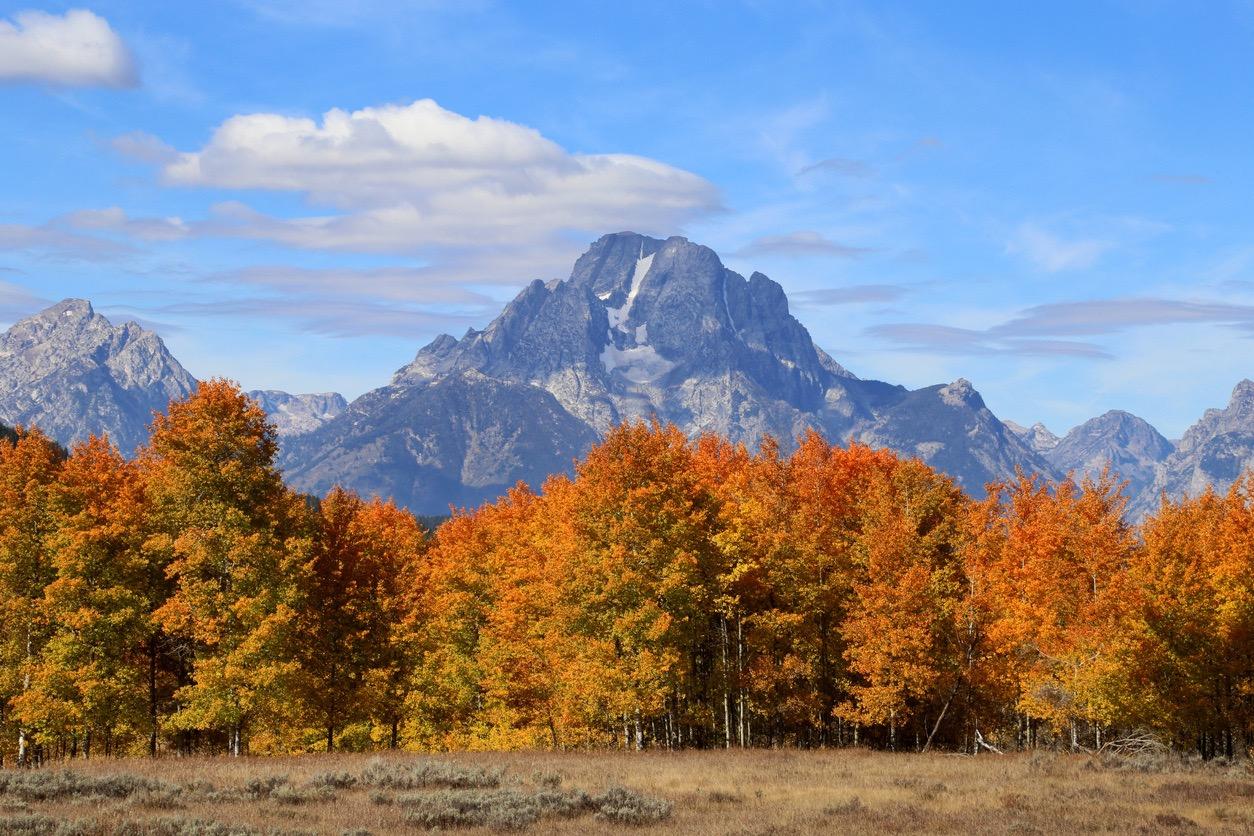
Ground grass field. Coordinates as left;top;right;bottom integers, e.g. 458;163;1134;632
1;748;1252;834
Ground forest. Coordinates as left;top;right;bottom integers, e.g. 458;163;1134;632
0;380;1250;764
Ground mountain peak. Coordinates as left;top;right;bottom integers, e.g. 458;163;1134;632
48;298;95;319
0;298;196;453
1231;378;1254;404
939;378;980;407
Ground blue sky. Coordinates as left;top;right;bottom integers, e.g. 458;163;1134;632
3;0;1254;438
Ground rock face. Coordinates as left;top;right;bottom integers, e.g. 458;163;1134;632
248;390;347;437
0;299;196;453
284;233;1053;512
1044;410;1173;503
1134;380;1254;517
1005;420;1061;454
281;371;598;511
858;379;1056;495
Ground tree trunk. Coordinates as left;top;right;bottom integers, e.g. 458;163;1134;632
148;635;159;757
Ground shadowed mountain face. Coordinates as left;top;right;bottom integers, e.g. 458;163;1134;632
0;299;196;454
283;233;1055;512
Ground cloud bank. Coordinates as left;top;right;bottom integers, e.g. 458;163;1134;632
156;98;721;253
0;9;138;88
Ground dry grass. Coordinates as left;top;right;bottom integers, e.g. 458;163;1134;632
0;748;1251;834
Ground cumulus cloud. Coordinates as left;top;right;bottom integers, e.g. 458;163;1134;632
735;231;872;259
0;9;138;88
1006;223;1110;272
157;99;721;253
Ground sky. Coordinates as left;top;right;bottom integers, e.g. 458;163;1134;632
2;1;1254;438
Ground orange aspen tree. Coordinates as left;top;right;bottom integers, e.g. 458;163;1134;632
145;380;309;756
0;428;64;765
17;436;155;758
837;459;970;751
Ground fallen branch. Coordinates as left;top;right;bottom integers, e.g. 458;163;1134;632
975;729;1004;755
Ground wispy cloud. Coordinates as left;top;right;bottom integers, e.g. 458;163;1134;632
1150;173;1211;186
62;207;189;241
1006;222;1111;272
794;284;910;306
869;296;1254;358
0;9;138;88
865;322;1111;358
158;296;482;338
735;231;872;259
997;297;1254;336
0;280;49;322
0;222;134;261
796;157;874;178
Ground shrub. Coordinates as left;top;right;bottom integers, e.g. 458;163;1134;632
592;786;673;825
0;771;178;802
360;759;503;790
309;771;357;790
399;789;544;830
270;785;336;806
243;775;290;800
531;770;562;789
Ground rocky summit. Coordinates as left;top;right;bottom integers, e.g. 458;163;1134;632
248;390;348;437
282;232;1055;511
0;299;196;454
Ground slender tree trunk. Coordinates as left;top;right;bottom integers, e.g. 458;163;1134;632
148;635;159;757
390;718;399;750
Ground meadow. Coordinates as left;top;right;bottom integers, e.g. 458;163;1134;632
1;748;1252;835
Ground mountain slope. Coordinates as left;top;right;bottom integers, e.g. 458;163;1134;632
281;370;598;511
1134;380;1254;516
0;299;196;453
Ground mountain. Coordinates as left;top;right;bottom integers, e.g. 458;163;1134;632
248;390;347;437
1005;420;1061;454
280;371;598;511
0;299;196;453
1043;410;1173;503
283;232;1053;512
1134;380;1254;517
858;379;1056;494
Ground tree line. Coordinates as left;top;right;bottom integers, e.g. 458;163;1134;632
0;381;1250;762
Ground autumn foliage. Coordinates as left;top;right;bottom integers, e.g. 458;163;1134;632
0;381;1251;762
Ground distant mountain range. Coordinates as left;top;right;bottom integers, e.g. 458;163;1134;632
0;299;344;450
4;233;1254;517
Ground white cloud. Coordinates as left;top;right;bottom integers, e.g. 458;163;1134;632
159;98;721;252
0;9;138;88
1006;223;1110;272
